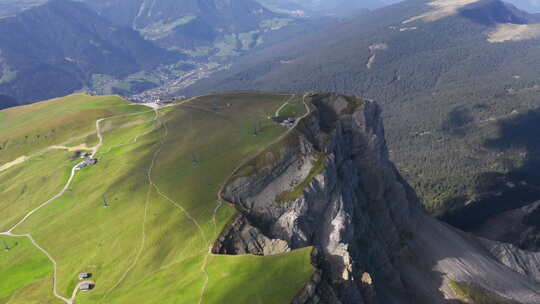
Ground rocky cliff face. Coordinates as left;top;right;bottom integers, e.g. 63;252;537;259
214;93;540;303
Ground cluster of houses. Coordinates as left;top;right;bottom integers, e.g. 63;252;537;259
155;96;182;106
78;272;94;291
271;115;296;128
75;158;98;171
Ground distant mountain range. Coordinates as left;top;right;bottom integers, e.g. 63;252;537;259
0;0;44;17
255;0;401;16
257;0;540;15
0;0;336;106
0;0;183;104
180;0;540;223
82;0;288;52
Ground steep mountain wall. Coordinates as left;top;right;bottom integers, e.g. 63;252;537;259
214;93;540;303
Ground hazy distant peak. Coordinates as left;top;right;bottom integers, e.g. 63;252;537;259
255;0;400;17
403;0;484;23
402;0;540;42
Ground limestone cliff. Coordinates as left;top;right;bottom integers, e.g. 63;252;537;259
214;93;540;303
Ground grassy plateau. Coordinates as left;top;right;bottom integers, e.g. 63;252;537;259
0;93;314;304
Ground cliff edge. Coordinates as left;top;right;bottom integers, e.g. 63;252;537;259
214;93;540;303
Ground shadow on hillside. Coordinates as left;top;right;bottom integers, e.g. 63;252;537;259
397;213;513;303
441;106;474;137
459;0;529;26
0;94;18;110
441;108;540;230
484;107;540;182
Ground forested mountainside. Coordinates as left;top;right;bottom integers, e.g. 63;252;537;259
217;92;540;304
83;0;285;51
2;92;540;303
0;0;335;57
0;95;18;110
259;0;540;14
79;0;337;69
0;0;183;105
0;0;336;106
181;0;540;218
255;0;399;16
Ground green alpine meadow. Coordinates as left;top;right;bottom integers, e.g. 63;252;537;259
0;93;314;303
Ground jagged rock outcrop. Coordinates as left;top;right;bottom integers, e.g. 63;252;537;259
480;238;540;283
214;93;540;303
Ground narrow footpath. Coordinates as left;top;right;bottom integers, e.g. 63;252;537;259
0;104;169;304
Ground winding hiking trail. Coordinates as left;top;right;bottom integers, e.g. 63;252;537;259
274;94;297;117
0;95;308;304
48;144;93;153
2;163;79;235
211;200;223;236
0;100;189;304
0;145;96;304
146;111;211;304
0;156;28;173
0;109;154;175
98;110;160;303
98;96;207;302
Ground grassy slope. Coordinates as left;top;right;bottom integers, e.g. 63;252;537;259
0;94;149;233
277;95;306;117
0;93;147;164
449;280;512;304
0;93;314;303
0;236;55;304
0;150;76;232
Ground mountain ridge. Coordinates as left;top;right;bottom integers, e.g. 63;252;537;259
213;92;540;303
0;0;338;106
2;91;540;303
0;0;184;104
179;0;540;217
83;0;282;51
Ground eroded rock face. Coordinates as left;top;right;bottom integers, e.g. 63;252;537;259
215;93;540;303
